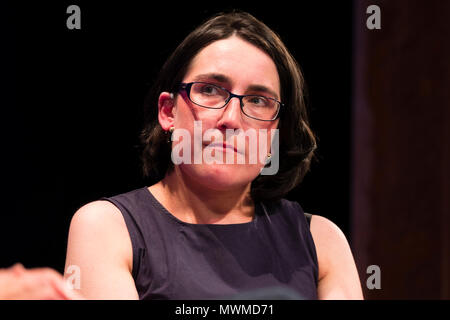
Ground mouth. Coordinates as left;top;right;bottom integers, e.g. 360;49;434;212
203;142;241;154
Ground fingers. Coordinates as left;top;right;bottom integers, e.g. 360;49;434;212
20;268;67;300
30;267;81;300
10;263;26;276
2;264;85;300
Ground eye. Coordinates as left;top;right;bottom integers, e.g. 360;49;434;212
247;96;270;107
199;84;220;96
249;97;263;104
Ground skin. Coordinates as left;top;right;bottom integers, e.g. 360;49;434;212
64;35;364;299
153;35;280;224
0;263;83;300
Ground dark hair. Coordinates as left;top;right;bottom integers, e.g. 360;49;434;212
140;11;316;203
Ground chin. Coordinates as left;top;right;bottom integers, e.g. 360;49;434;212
181;163;260;191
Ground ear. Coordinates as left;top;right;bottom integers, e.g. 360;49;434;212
158;92;175;131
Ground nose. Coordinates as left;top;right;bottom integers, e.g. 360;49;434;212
216;96;242;130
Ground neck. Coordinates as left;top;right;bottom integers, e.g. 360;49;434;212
152;166;255;224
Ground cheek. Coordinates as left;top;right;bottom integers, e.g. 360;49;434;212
173;104;222;133
196;108;221;120
173;98;198;125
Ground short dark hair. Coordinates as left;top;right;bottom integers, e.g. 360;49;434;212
140;11;317;203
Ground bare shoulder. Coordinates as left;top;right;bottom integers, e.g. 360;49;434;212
70;200;124;227
309;214;364;300
68;200;131;268
309;215;347;279
66;200;138;299
309;215;348;245
309;215;350;261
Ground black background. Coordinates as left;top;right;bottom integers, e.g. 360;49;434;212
1;1;353;274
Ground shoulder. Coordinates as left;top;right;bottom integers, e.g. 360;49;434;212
270;199;313;227
70;200;126;234
67;200;132;270
309;215;348;251
267;198;304;217
309;214;351;280
65;200;138;299
308;214;364;299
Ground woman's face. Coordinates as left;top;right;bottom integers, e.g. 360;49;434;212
161;35;280;191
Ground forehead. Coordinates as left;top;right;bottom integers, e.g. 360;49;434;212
184;36;280;96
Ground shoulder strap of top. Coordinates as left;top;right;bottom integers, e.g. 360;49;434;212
304;213;312;228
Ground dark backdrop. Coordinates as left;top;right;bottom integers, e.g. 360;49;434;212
352;0;450;299
1;2;353;275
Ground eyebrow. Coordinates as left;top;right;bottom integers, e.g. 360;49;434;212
192;73;280;100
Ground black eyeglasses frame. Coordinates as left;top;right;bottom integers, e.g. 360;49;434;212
178;82;283;121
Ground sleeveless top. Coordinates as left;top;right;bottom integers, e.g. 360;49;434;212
101;187;319;300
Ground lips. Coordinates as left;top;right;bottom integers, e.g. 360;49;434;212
203;142;241;154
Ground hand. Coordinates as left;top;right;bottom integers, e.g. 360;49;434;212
0;263;84;300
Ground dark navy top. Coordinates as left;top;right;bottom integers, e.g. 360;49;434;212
102;187;318;300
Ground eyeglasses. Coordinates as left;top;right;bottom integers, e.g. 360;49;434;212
178;82;283;121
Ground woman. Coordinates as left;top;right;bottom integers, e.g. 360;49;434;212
64;11;363;300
